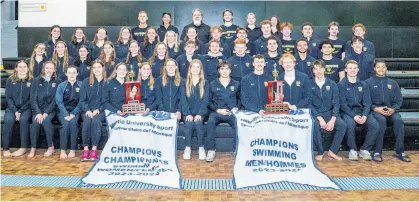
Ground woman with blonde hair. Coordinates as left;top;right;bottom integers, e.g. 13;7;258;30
163;30;180;59
3;61;34;157
180;59;209;160
26;43;47;78
28;61;60;157
51;40;75;81
155;59;183;120
79;59;107;161
148;42;169;78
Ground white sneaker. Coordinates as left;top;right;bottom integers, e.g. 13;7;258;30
183;146;191;160
359;150;372;161
198;147;206;160
348;149;358;161
206;150;216;162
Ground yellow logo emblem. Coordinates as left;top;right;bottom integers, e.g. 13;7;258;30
358;87;363;92
27;82;31;87
52;83;56;87
76;88;80;92
296;81;301;87
387;84;392;89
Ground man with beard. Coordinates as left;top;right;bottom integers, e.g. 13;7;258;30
180;9;211;44
295;38;316;79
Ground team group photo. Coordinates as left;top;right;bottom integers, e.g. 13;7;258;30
1;0;418;201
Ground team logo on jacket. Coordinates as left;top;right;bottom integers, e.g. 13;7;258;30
27;82;31;87
245;62;250;67
150;86;154;90
76;87;80;92
230;86;235;91
220;47;224;52
264;82;268;87
326;85;330;91
307;62;311;66
87;66;91;70
387;84;392;89
296;81;301;87
52;83;56;87
312;43;316;47
39;83;43;86
363;47;367;52
358;87;363;92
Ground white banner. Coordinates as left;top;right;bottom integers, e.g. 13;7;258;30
82;111;182;189
233;109;340;190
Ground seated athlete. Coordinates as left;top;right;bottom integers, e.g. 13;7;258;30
308;60;347;161
206;61;240;162
365;61;411;162
338;60;378;161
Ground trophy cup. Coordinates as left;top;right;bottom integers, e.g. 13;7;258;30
265;64;289;114
122;65;146;114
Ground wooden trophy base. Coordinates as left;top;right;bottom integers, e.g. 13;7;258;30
122;100;146;114
265;104;289;114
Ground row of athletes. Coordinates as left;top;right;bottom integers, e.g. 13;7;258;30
3;52;410;163
35;9;374;72
29;31;373;90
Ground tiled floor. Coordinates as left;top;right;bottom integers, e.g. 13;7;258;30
1;149;418;201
